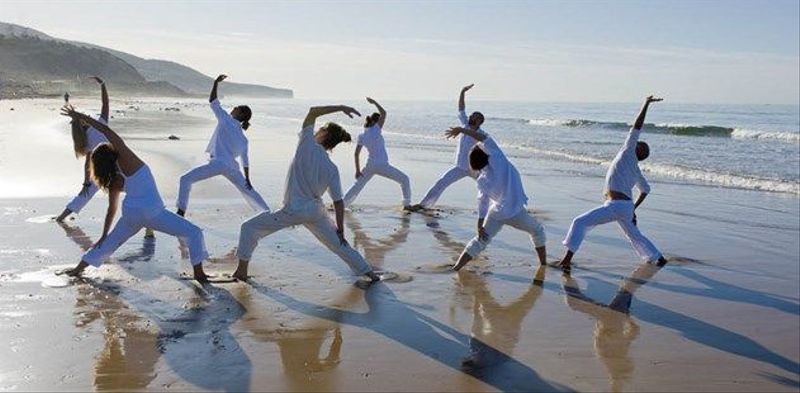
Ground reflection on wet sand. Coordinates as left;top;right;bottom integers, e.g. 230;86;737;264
60;222;161;391
347;212;410;268
60;223;251;391
561;262;662;392
457;266;547;373
237;285;366;391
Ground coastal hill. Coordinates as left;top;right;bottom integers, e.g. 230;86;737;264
0;21;292;99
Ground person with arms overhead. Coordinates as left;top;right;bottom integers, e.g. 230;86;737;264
232;104;380;283
343;97;414;211
176;74;270;218
557;96;669;273
58;105;212;282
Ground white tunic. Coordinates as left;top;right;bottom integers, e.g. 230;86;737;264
476;136;529;221
85;115;109;154
454;110;486;170
205;99;250;168
282;124;343;210
120;164;165;217
604;128;651;199
356;124;389;165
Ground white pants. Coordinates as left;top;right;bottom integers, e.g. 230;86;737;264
464;208;547;258
65;182;100;213
176;160;270;212
82;208;208;267
236;204;373;276
563;199;662;261
343;162;411;206
419;166;477;208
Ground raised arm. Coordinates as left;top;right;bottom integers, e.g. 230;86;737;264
302;105;361;129
458;84;474;112
90;76;109;121
633;95;662;130
444;126;486;142
210;74;227;103
61;105;143;172
366;97;386;128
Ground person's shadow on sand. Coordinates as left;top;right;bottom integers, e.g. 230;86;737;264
569;263;800;389
58;222;252;392
245;278;571;392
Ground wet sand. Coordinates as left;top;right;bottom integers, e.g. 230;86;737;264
0;98;798;391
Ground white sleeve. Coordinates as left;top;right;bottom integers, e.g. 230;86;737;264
623;127;642;153
328;165;343;201
458;110;468;126
635;170;651;194
477;190;491;219
300;125;315;142
210;99;231;122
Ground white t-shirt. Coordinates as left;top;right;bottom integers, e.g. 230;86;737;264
205;99;250;168
357;125;389;165
604;128;651;199
454;110;487;170
476;136;529;221
282;124;343;210
85;115;109;154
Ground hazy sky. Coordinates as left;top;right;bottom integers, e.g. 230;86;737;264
3;0;799;103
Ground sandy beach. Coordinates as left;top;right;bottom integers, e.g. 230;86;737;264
0;98;797;392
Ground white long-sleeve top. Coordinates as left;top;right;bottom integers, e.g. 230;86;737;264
357;124;389;165
476;136;529;221
205;99;250;169
454;110;487;170
85;115;109;154
604;127;651;199
282;124;343;210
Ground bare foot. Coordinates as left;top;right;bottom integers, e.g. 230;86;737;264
365;271;381;282
231;271;249;282
193;265;209;283
144;228;156;239
176;209;185;217
57;261;88;277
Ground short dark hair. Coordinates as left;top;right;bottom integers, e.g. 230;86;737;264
469;145;489;170
470;111;485;126
317;122;352;150
636;141;650;161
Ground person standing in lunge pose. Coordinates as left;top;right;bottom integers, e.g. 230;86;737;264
58;105;212;282
557;96;669;273
176;74;270;217
343;97;414;210
231;105;380;283
446;126;547;271
412;84;486;210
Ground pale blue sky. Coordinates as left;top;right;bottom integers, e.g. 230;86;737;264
3;0;799;103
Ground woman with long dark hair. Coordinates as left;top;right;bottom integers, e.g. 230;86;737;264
175;74;269;217
58;105;212;282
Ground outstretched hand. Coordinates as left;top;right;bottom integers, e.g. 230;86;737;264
341;106;361;118
89;76;105;85
462;84;475;92
444;126;464;139
215;74;228;83
60;104;79;119
366;97;377;105
645;95;663;104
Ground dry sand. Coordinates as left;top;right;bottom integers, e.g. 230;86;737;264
0;98;797;392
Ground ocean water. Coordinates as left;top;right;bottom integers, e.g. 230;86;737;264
253;99;800;195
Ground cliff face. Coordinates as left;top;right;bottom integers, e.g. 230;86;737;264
0;21;292;99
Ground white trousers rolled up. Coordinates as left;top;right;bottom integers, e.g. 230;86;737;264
176;159;270;212
464;208;547;258
65;182;100;213
419;166;477;208
236;204;373;276
563;199;662;261
343;162;411;206
82;208;208;267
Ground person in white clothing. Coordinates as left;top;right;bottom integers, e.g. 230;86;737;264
445;126;547;271
58;105;212;282
55;77;155;237
412;84;486;210
343;97;413;210
557;96;669;273
231;104;380;283
176;74;270;217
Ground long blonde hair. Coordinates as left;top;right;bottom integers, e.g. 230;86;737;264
71;120;89;158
